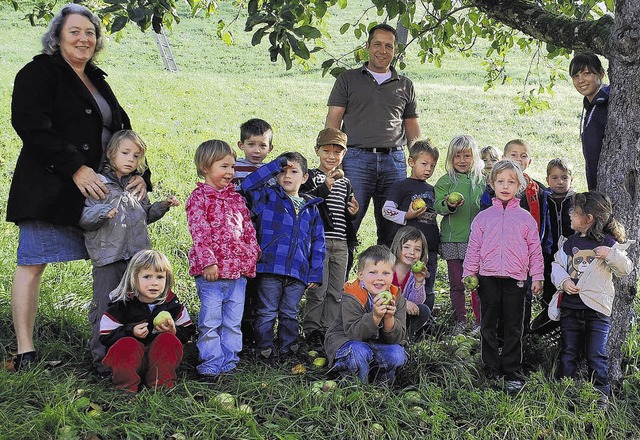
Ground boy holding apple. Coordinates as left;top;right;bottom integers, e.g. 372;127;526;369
382;139;440;298
324;245;407;383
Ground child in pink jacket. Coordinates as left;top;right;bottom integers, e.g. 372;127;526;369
463;160;544;393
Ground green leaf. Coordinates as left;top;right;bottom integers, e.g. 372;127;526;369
339;23;350;34
128;7;145;23
292;25;321;39
110;15;128;33
251;27;266;46
338;0;348;8
221;30;233;46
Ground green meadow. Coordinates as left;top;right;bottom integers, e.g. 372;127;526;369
1;2;639;439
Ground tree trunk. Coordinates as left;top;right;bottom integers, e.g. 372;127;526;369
600;0;640;383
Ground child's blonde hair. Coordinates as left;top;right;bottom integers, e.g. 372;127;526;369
195;140;237;178
546;158;573;177
357;245;396;272
110;250;174;303
489;159;527;192
480;145;501;162
444;135;484;187
105;130;148;174
390;226;428;266
572;192;626;243
409;139;439;162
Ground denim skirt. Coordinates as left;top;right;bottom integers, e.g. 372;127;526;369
17;220;89;265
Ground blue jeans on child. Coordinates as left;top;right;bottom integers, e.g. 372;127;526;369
195;276;246;376
255;274;306;354
332;340;406;383
560;308;611;396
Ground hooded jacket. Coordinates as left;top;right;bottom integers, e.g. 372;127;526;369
581;85;609;190
463;197;544;282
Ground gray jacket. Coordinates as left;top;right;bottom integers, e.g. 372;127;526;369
79;172;169;267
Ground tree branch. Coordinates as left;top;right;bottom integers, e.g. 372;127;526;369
469;0;614;55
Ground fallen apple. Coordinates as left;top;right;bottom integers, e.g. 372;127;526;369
448;191;464;205
404;390;422;404
312;357;327;368
237;404;253;415
463;275;479;291
291;363;307;375
307;350;318;358
377;291;393;305
411;198;426;210
411;260;426;273
213;392;236;410
321;380;337;392
153;310;173;327
370;423;385;436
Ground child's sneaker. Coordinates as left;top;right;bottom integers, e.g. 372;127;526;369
257;348;276;365
12;351;39;372
596;393;609;411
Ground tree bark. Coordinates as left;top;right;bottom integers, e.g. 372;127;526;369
599;0;640;383
471;0;614;55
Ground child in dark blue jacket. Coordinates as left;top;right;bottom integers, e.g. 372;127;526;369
241;152;326;361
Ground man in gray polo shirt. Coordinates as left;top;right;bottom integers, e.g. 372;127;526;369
325;23;421;247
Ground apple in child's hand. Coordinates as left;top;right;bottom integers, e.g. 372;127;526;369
153;311;173;327
377;291;393;305
331;168;344;179
411;198;426;210
448;191;464;204
411;260;426;273
463;275;479;291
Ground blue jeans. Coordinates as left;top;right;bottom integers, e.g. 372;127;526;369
560;308;611;396
342;148;407;245
255;274;306;353
332;340;406;383
195;276;246;376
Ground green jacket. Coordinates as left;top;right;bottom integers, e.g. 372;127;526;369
434;172;485;243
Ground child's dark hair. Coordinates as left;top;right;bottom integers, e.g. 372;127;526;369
357;245;396;272
569;53;605;77
409;139;439;162
194;140;236;178
240;118;273;144
367;23;398;45
390;226;428;266
546;158;573;177
573;191;625;243
279;152;308;174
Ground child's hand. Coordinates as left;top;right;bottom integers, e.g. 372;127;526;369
372;294;391;320
164;196;180;208
413;269;428;284
154;319;177;335
133;322;149;338
308;282;319;289
561;279;580;295
531;280;543;296
347;194;359;216
203;264;219;282
406;300;419;316
446;194;465;209
324;168;344;191
106;208;118;219
594;246;611;260
126;175;147;201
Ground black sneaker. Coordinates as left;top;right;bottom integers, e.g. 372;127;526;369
596;394;610;411
13;351;39;372
506;379;525;394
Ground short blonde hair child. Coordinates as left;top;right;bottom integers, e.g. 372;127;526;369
444;135;484;187
503;138;530;156
110;250;174;303
357;245;396;272
195;140;237;178
105;130;148;174
489;159;527;192
546;158;573;177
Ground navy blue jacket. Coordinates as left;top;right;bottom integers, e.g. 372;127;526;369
581;85;609;190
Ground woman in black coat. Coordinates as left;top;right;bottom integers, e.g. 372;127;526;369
7;4;148;370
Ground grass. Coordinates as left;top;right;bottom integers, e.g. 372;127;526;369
1;1;640;439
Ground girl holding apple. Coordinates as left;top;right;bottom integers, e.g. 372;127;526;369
434;135;485;334
99;250;195;392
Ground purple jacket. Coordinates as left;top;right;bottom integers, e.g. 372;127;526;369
463;197;544;282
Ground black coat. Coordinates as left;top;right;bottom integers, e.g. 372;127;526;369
8;53;132;226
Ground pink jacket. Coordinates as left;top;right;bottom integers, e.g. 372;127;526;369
463;197;544;282
186;182;260;279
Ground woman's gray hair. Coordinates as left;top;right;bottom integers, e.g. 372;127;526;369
41;4;105;60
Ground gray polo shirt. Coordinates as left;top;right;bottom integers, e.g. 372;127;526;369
327;64;418;149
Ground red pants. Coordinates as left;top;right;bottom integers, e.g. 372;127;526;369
102;333;183;392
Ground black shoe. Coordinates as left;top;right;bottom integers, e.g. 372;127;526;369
13;351;38;372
